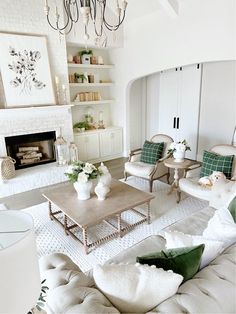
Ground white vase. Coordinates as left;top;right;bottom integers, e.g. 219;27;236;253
173;150;185;162
95;182;110;201
73;181;93;200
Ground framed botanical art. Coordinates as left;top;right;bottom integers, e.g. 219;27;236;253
0;32;55;107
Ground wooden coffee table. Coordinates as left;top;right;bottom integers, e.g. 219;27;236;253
43;179;154;254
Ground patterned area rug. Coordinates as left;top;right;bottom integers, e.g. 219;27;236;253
24;177;207;272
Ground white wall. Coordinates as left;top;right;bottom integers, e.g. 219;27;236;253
198;60;236;158
110;0;236;155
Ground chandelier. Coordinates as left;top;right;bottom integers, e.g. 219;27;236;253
44;0;128;46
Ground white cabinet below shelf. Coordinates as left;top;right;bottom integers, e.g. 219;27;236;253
100;129;123;158
75;133;100;161
73;127;123;163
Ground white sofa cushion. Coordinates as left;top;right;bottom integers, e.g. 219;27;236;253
93;263;183;313
164;231;224;269
203;208;236;248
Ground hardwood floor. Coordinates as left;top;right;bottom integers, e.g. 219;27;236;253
1;158;128;210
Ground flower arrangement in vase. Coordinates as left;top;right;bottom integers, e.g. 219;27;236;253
168;139;191;162
65;161;99;200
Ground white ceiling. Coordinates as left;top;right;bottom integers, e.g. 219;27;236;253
125;0;162;21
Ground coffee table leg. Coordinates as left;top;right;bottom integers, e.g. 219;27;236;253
64;215;69;235
117;213;121;238
147;202;151;224
48;201;53;220
83;228;88;254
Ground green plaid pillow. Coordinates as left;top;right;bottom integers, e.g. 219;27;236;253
140;141;164;164
200;150;234;179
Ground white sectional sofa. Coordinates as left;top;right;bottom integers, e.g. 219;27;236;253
39;183;236;314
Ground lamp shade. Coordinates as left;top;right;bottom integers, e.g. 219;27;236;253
0;210;41;314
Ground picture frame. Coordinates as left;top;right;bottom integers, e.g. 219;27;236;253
0;32;56;108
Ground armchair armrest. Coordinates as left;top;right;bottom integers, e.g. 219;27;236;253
129;148;142;162
185;162;202;178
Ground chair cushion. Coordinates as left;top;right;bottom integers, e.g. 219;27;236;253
140;141;164;164
125;161;155;178
200;150;234;179
137;244;205;282
179;177;212;200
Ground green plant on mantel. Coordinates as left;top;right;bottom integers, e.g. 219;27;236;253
73;121;89;130
78;49;93;56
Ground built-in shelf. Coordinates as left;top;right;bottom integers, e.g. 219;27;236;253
71;100;114;106
68;63;114;69
69;83;114;87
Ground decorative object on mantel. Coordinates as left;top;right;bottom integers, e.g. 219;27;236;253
44;0;128;47
0;156;16;181
168;139;191;162
54;135;68;166
65;161;100;200
0;32;55;108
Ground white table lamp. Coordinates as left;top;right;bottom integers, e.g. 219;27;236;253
0;210;41;314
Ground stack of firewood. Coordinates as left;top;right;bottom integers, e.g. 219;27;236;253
16;147;42;165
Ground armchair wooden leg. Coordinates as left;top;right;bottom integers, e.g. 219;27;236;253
177;190;181;203
149;180;153;192
167;170;170;185
124;171;128;181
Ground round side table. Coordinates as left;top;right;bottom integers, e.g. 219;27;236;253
164;158;194;203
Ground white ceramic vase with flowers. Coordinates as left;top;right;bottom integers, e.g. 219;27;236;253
65;161;99;200
168;140;191;162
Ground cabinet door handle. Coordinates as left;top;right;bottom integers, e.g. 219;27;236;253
177;117;180;129
173;117;176;129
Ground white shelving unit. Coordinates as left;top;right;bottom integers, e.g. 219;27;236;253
68;63;114;69
69;83;114;87
71;100;114;106
66;44;123;163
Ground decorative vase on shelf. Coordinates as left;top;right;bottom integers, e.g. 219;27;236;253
173;150;185;162
95;182;110;201
73;181;93;200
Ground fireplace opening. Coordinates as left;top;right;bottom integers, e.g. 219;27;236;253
5;131;56;169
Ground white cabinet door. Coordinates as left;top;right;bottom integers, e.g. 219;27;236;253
100;129;123;157
158;68;178;141
177;64;202;159
75;133;100;161
158;64;201;160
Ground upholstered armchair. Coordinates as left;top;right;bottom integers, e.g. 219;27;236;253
124;134;174;192
179;144;236;201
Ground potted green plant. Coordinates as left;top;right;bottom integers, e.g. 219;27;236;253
78;49;93;64
74;73;87;83
73;121;89;133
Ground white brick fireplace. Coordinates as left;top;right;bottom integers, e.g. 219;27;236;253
0;105;74;157
0;105;74;197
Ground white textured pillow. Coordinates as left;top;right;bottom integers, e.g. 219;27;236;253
164;231;224;269
203;208;236;248
93;263;183;313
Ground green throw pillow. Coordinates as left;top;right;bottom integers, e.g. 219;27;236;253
136;244;205;282
200;150;234;179
140;141;164;164
228;196;236;223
